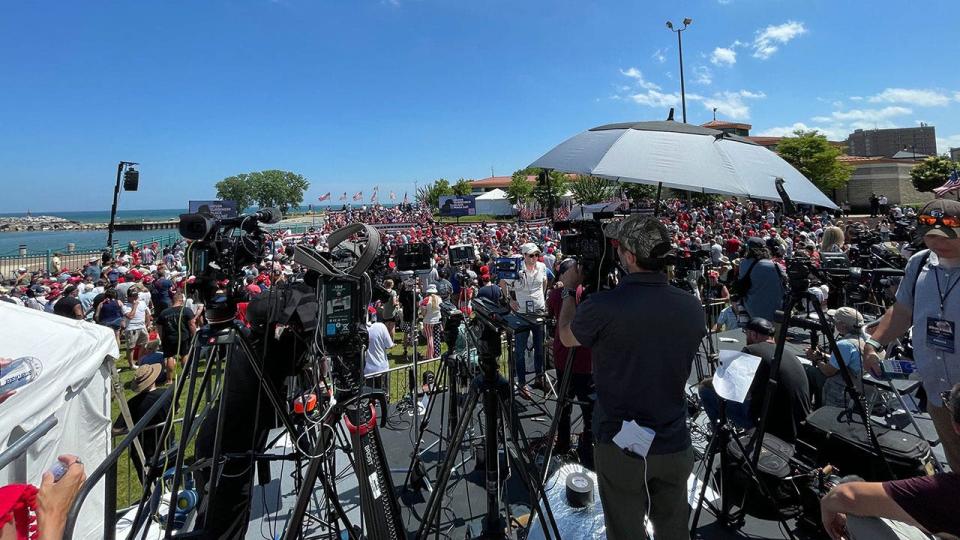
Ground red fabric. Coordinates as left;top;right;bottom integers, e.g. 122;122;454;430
0;484;39;540
545;287;592;374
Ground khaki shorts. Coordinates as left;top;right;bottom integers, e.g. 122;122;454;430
125;328;149;349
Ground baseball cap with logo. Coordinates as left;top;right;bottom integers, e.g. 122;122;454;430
603;215;673;259
919;199;960;239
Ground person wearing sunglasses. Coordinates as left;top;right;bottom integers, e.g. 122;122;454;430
863;198;960;474
498;242;548;399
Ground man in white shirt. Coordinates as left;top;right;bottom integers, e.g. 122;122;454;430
365;319;394;376
123;288;151;368
499;242;548;398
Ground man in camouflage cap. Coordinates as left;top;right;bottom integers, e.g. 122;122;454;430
557;214;705;540
602;213;674;262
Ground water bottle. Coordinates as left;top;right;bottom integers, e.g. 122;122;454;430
0;357;42;394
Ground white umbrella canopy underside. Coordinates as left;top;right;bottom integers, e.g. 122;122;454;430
529;122;837;209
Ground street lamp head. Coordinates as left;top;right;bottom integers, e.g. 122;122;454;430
683;17;692;26
666;20;673;29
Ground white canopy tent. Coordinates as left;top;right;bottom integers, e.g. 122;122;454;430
475;188;514;216
0;303;119;539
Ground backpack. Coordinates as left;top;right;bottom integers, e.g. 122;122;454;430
730;259;758;301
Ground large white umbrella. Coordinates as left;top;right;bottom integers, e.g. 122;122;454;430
529;120;837;209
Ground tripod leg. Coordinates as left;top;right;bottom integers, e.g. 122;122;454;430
689;426;722;534
416;383;481;540
403;355;450;491
496;393;562;540
536;348;577;486
283;416;359;540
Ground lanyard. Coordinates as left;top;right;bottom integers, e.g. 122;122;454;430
934;265;960;314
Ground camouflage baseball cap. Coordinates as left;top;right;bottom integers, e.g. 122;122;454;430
603;215;673;259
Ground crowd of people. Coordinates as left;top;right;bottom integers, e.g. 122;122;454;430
2;196;958;539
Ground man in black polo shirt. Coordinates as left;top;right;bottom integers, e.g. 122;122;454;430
558;214;706;540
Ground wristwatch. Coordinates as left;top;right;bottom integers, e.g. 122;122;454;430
560;288;576;300
864;337;882;351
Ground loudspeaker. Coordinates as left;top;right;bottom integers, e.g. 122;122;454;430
123;168;139;191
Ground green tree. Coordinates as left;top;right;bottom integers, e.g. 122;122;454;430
775;130;852;194
215;170;309;213
621;182;658;201
532;171;568;215
452;178;473;196
910;155;958;193
416;179;454;209
215;174;256;211
568;175;613;204
506;169;535;205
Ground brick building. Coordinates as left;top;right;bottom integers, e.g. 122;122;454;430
847;126;937;158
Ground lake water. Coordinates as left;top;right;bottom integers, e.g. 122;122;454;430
0;203;390;254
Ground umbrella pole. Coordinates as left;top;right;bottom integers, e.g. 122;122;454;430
655;182;663;216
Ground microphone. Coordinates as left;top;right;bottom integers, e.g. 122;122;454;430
253;207;282;224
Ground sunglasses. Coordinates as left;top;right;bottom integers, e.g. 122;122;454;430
918;214;960;228
526;253;539;258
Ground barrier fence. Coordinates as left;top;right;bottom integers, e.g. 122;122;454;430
0;234;183;279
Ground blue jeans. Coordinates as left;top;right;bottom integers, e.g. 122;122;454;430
514;325;544;386
698;383;754;430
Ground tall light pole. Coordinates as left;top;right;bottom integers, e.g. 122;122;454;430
666;18;692;123
107;161;139;253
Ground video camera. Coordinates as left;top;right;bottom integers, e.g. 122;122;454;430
554;217;617;293
447;244;476;266
395;242;432;272
178;207;281;322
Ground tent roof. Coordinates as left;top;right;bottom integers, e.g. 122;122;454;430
476;188;507;200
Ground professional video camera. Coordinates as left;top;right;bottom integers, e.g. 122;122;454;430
178;207;281;322
553;217;617;293
671;247;712;293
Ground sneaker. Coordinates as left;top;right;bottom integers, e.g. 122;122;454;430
517;385;533;400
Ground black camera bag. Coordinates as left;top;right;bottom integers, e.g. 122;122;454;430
798;406;935;481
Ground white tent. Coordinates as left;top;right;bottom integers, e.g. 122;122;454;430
0;302;119;539
476;188;513;216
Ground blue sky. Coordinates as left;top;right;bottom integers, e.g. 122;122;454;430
2;0;960;212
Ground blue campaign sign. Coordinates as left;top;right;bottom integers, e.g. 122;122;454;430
438;196;477;217
189;200;239;219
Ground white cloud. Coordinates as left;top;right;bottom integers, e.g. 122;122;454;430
955;92;960;102
717;0;732;4
619;67;660;90
937;134;960;153
850;96;863;101
627;89;682;108
756;122;847;141
651;48;667;64
812;106;911;123
699;90;766;120
868;88;953;107
710;47;737;66
752;21;807;59
694;65;712;85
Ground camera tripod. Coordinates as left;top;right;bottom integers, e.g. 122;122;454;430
415;318;562;540
115;314;346;539
403;312;478;495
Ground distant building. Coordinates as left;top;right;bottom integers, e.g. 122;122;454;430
469;175;534;194
701;119;752;137
834;155;930;210
951;147;960;162
847;125;937;158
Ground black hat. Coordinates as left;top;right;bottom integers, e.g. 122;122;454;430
745;317;775;336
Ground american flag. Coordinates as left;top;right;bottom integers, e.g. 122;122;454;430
318;192;331;202
339;192;347;201
934;170;960;197
389;191;396;201
353;191;363;201
370;186;379;202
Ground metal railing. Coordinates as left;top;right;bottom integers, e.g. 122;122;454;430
0;234;182;278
